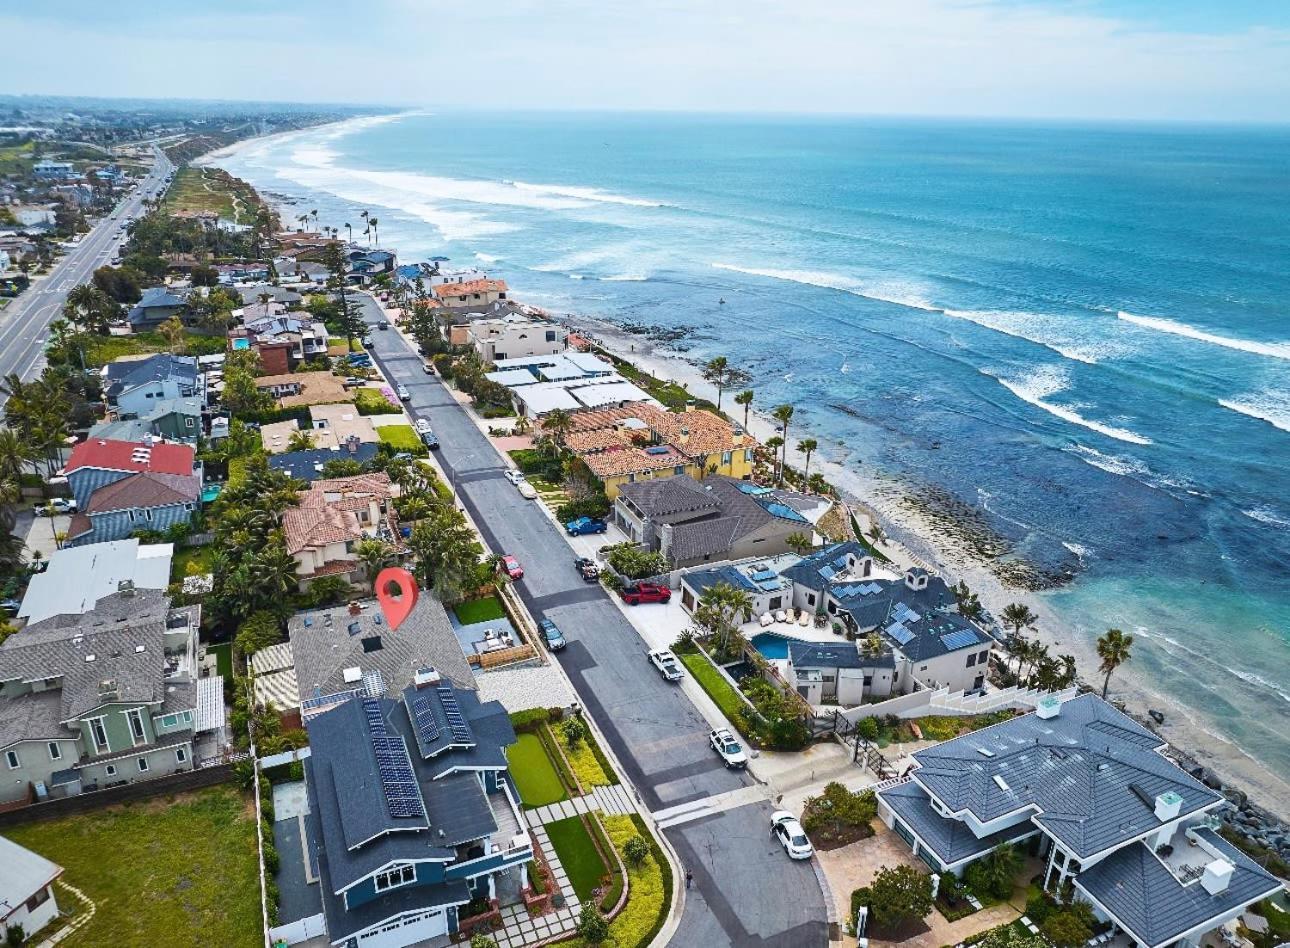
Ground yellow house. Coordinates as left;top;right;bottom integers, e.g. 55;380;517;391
557;402;755;499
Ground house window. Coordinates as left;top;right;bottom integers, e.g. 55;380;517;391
24;887;50;912
822;674;836;683
863;676;873;687
176;747;187;764
161;714;178;728
127;708;146;743
807;593;816;606
722;451;732;465
966;653;977;667
48;742;62;761
977;650;989;664
137;757;150;773
185;417;195;428
145;509;153;521
674;466;684;476
5;750;18;769
545;331;556;342
105;764;117;777
374;864;416;892
89;717;109;752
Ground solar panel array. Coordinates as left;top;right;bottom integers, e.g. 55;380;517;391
372;735;424;818
412;695;441;746
437;686;474;745
362;668;386;699
940;628;980;652
887;621;915;646
891;603;921;625
363;697;387;735
301;688;358;711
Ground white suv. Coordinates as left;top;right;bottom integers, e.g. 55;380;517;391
770;811;814;860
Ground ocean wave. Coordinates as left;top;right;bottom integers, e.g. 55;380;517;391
600;274;648;282
1218;390;1290;433
711;263;938;311
1118;311;1290;361
984;365;1152;445
1063;444;1203;496
1243;505;1290;528
508;180;663;207
942;309;1120;365
474;252;501;263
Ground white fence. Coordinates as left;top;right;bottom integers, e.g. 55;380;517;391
268;913;326;946
837;684;1078;726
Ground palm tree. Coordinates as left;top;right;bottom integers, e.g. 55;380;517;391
286;429;315;452
806;472;830;496
408;505;481;600
785;532;813;556
867;522;885;546
543;409;573;450
345;222;352;244
397;494;432;524
734;389;754;431
355;538;394;584
310;209;318;232
771;404;794;486
1096;628;1134;700
764;436;783;481
1001;603;1038;640
0;428;35;484
694;581;755;659
369;217;379;247
703;356;729;411
796;438;818;481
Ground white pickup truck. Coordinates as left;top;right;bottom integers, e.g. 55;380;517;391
647;649;684;682
709;728;748;769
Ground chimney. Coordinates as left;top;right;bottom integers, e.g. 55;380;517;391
413;667;441;689
1154;791;1183;822
118;580;136;596
684;400;695;413
1201;859;1233;895
348;601;362;617
1035;695;1062;720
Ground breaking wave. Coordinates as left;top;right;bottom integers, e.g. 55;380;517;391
1118;311;1290;361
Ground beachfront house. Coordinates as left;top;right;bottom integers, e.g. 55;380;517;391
431;277;508;311
0;588;220;806
784;640;897;706
876;693;1283;948
456;313;569;363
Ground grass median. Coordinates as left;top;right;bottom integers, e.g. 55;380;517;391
678;651;748;735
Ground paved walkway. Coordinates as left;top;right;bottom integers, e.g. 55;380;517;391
34;881;96;948
528;783;635;825
493;824;584;948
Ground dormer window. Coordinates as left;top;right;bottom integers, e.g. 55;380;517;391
374;863;416;892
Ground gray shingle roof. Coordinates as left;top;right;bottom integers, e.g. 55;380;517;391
879;779;1038;867
0;688;76;750
268;443;379;482
288;597;473;702
885;612;989;662
780;541;870;592
666;515;746;563
788;641;893;671
618;476;720;518
1075;828;1282;948
104;353;198;390
911;694;1223;859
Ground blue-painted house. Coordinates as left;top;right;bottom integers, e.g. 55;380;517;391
62;438;201;546
299;668;531;947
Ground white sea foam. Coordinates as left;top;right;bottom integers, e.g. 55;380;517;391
1243;505;1290;528
1218;389;1290;433
474;252;501;263
985;365;1152;445
710;263;938;311
600;274;648;282
1118;311;1290;361
942;309;1121;365
509;180;663;207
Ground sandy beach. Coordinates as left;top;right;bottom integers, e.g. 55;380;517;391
556;309;1290;821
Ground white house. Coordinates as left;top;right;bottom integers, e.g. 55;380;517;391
0;836;62;941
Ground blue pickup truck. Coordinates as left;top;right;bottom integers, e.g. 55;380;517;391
565;517;608;536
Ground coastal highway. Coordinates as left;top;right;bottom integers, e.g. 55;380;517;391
0;146;174;404
358;295;829;948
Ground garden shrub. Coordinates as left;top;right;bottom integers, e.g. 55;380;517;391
577;904;609;943
857;717;880;741
557;494;611;522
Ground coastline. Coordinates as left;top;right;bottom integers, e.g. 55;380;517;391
555;308;1290;822
201;126;1290;826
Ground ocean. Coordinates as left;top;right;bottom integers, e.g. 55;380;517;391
212;111;1290;803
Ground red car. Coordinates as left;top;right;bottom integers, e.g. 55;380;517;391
500;555;524;580
619;583;671;605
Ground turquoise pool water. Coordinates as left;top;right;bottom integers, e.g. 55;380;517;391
750;632;792;660
201;484;222;503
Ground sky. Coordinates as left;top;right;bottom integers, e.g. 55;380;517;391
3;0;1289;122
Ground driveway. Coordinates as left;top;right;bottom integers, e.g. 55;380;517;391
355;294;828;947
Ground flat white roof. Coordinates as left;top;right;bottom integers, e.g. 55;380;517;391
517;387;582;414
564;351;614;373
486;368;541;387
195;675;227;733
537;363;586;382
572;380;654;408
19;540;174;624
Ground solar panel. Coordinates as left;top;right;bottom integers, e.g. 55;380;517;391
756;579;781;592
370;735;424;819
437;686;474;744
412;695;441;745
941;629;980;651
301;688;358;711
819;565;836;580
362;669;386;699
887;622;915;646
363;698;387;735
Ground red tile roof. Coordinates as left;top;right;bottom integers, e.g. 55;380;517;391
64;439;195;478
431;279;508;300
85;472;200;514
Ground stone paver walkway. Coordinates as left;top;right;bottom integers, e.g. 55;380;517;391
528;784;634;825
35;881;96;948
493;823;583;948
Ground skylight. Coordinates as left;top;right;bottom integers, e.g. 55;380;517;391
976;747;995;758
993;775;1011;792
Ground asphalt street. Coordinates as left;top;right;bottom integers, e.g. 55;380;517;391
357;295;829;948
0;146;173;403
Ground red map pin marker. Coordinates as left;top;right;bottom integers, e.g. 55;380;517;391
375;567;419;631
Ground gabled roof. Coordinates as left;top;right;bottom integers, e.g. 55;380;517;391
617;474;720;518
1075;827;1282;948
85;471;200;514
879;779;1037;867
883;611;989;663
910;694;1223;859
0;834;62;902
131;286;188;310
103;353;198;390
65;438;195;478
268;443;380;482
779;541;870;591
18;540;173;624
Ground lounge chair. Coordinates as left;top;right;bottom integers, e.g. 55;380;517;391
759;613;774;628
774;610;787;623
798;610;811;626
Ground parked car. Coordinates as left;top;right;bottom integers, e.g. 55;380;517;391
648;649;684;681
414;418;432;434
574;557;600;582
377;320;390;330
619;583;670;605
538;618;566;652
360;335;373;347
0;599;20;615
500;554;524;579
709;728;748;768
421;430;440;450
35;498;77;515
518;482;537;500
423;361;436;375
342;377;367;389
770;810;814;860
396;384;411;401
504;469;526;486
565;516;608;536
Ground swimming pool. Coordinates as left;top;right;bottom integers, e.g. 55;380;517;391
750;632;793;660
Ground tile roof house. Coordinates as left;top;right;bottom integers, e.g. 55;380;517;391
877;694;1282;948
0;589;216;806
430;278;508;310
61;439;202;547
281;473;399;590
615;474;825;568
289;671;531;946
0;836;63;941
254;371;353;408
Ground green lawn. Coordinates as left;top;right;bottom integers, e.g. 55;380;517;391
207;641;233;679
506;732;567;808
5;785;261;948
170;545;215;584
545;816;608;902
454;594;506;625
679;652;748;733
377;424;427;455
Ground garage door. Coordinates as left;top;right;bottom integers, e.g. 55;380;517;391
355;908;447;948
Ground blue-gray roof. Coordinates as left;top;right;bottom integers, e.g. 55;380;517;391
879;779;1037;868
1076;828;1281;948
127;287;188;324
681;564;760;596
268;443;379;482
883;611;989;662
104;353;198;390
911;694;1223;859
779;542;869;591
787;641;893;670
